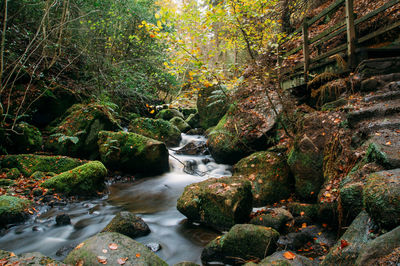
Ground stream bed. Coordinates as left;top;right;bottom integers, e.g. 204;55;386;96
0;134;232;265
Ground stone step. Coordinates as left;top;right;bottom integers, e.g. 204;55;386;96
359;115;400;135
347;100;400;127
364;89;400;103
360;73;400;92
365;129;400;169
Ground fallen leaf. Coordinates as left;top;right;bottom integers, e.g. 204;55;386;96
300;211;305;216
76;259;84;266
283;251;296;260
97;256;107;264
136;253;141;258
385;141;392;145
340;239;350;249
302;223;307;228
109;243;118;250
75;243;85;250
102;249;108;254
117;257;128;265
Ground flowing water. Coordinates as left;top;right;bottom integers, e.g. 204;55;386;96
0;134;231;265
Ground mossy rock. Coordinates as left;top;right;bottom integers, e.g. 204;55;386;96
65;232;167;266
156;109;184;120
355;225;400;265
0;179;15;187
0;195;32;227
185;113;200;129
41;161;107;196
5;168;21;180
322;211;372;265
321;98;347;111
287;202;319;220
174;262;200;266
233;151;293;206
250;208;294;233
287;143;324;200
0;154;85;176
170;117;191;133
102;211;150;239
129;117;181;147
98;131;169;175
29;171;55;180
363;169;400;230
0;251;64;265
253;251;315;266
177;176;253;231
201;224;279;265
45;103;120;159
181;108;197;119
197;86;228;129
8;122;43;153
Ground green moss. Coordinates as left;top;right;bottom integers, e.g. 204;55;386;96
0;195;31;227
10;122;42;153
102;211;150;238
156;109;184;120
0;179;15;187
287;202;319;220
98;131;169;175
197;86;228;129
41;161;107;196
250;208;293;232
185;113;200;128
6;168;21;180
181;108;197;119
129;117;181;146
0;154;85;176
170;117;191;133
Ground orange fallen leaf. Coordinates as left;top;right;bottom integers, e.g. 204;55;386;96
109;243;118;250
10;252;16;257
302;223;307;228
300;211;305;216
97;256;107;264
136;253;141;258
340;239;350;249
102;249;108;254
75;243;85;250
385;141;392;145
283;251;296;260
117;257;128;265
76;259;84;266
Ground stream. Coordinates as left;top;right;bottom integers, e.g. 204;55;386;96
0;134;232;265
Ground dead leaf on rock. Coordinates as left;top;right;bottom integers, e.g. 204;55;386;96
109;243;118;250
117;257;128;265
75;243;85;250
97;256;107;264
76;259;84;266
102;249;108;254
283;251;296;260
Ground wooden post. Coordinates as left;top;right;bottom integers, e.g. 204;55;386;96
346;0;356;69
302;20;310;83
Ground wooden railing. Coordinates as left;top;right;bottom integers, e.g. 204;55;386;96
280;0;400;87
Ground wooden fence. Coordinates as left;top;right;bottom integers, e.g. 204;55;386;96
280;0;400;90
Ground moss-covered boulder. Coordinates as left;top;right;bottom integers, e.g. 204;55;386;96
45;103;120;158
65;232;167;266
129;117;181;146
102;211;150;239
177;176;253;231
197;86;228;129
207;88;282;164
363;169;400;230
170;117;191;133
0;154;85;176
185;113;200;129
41;161;107;196
250;251;315;266
156;108;184;120
321;211;372;265
98;131;169;175
8;122;42;153
201;224;279;265
0;195;32;227
355;225;400;265
0;251;65;265
5;168;21;180
0;179;15;187
233;151;292;206
250;208;294;233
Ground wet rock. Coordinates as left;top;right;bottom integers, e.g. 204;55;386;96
146;242;161;252
0;154;85;176
0;195;32;227
233;151;292;206
7;122;42;153
56;245;75;257
0;251;65;265
98;131;169;176
170;117;191;133
355;226;400;265
177;176;253;231
174;262;200;266
156;109;184;120
183;160;198;175
251;251;315;266
176;141;207;156
250;208;293;233
357;57;400;80
185;113;200;129
56;213;71;226
363;169;400;230
65;232;167;265
186;128;205;135
45;103;120;159
41;161;107;196
321;211;373;265
364;130;400;169
197;86;228;130
102;211;150;239
287;202;319;221
201;224;279;265
129;117;182;147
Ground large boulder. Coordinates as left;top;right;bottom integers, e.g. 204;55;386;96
0;195;32;227
98;131;169;175
250;208;294;233
170;117;191;133
185;113;200;128
45;103;120;158
0;154;85;176
156;109;184;120
363;169;400;230
177;176;253;231
321;211;372;265
233;151;292;206
207;87;282;164
65;232;167;266
201;224;279;265
355;225;400;265
129;117;181;147
102;211;150;239
7;122;42;153
41;161;107;196
197;86;228;129
249;251;315;266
